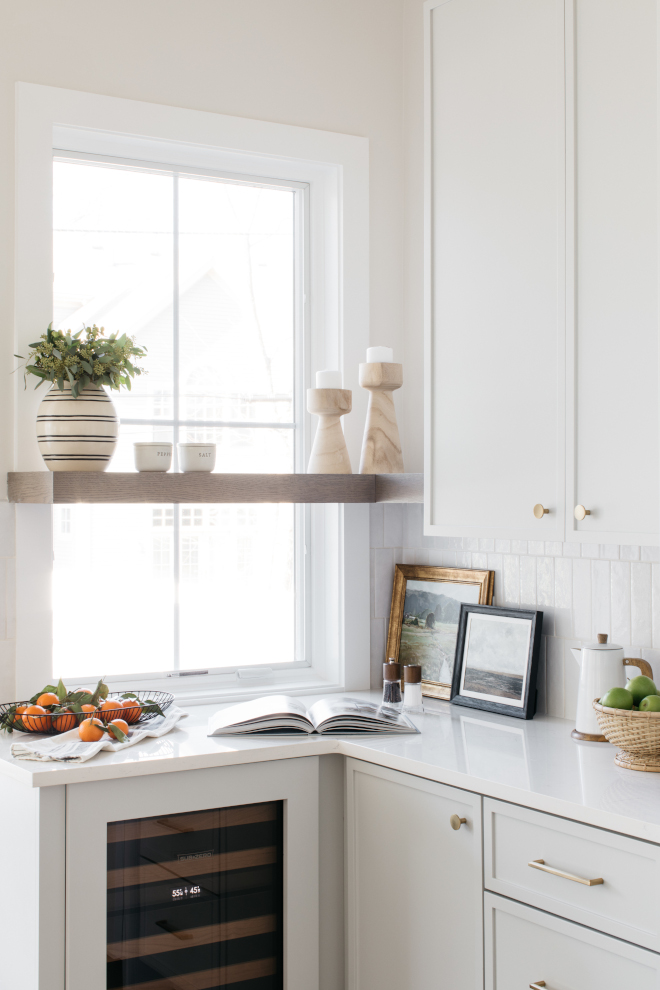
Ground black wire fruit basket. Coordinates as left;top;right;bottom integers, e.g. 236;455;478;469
0;690;174;735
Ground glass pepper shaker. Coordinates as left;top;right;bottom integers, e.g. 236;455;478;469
382;659;403;710
403;663;423;712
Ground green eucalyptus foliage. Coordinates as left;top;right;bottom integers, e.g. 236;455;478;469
15;323;146;398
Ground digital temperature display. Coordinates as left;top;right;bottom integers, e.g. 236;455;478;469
171;885;201;899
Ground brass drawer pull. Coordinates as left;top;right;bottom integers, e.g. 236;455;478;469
529;983;546;989
529;859;603;886
449;814;467;830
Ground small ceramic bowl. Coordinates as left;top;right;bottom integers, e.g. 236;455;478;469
134;442;173;472
178;442;216;472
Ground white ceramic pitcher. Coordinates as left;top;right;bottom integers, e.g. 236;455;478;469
571;634;654;741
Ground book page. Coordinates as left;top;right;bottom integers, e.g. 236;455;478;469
307;697;409;731
207;695;312;733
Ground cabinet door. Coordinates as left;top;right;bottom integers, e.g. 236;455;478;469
425;0;566;541
485;891;660;989
568;0;659;546
346;759;482;990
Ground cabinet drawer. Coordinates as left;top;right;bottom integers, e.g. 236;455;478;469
484;798;660;951
485;892;660;990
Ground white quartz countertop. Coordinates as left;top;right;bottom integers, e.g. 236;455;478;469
2;692;660;843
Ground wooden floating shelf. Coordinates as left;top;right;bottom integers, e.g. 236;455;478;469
7;472;424;505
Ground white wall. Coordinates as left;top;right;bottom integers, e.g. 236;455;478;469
0;0;410;697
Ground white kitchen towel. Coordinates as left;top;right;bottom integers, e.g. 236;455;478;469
10;706;188;762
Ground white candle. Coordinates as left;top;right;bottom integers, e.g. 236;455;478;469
366;346;393;363
316;369;343;389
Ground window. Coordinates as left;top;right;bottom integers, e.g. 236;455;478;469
52;156;304;680
14;85;370;701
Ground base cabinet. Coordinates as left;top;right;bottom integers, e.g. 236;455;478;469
345;759;482;990
485;892;660;989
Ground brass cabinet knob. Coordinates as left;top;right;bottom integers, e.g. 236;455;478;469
574;504;591;521
449;814;467;830
529;983;546;989
533;504;550;519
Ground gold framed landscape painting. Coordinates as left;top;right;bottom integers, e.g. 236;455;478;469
386;565;494;700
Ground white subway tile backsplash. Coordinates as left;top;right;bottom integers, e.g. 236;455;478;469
545;636;564;718
374;548;394;619
536;557;554;606
520;556;536;605
631;562;653;645
572;558;591;639
502;555;520;604
402;502;423;549
370;618;387;689
554;557;572;610
611;561;631;646
368;504;658;725
369;503;384;549
653;564;660;649
383;503;404;548
591;560;610;640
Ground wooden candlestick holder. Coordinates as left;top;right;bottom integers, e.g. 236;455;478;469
358;362;404;474
306;388;353;474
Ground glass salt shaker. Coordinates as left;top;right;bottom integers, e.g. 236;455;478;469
403;664;423;713
382;659;403;711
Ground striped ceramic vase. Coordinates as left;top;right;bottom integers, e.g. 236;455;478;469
36;383;118;471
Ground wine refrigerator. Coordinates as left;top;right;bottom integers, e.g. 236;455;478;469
106;801;283;990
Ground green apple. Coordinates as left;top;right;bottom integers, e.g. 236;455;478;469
599;687;634;710
640;695;660;712
626;675;657;707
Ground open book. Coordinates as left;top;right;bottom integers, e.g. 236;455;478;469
207;695;419;735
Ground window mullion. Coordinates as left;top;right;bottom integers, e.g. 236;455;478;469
173;172;180;670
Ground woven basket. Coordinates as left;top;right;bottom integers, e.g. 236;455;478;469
592;698;660;771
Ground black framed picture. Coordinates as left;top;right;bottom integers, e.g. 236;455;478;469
450;604;543;720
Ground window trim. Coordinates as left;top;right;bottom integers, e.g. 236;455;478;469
14;82;370;703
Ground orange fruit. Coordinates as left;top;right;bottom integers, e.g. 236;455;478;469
99;699;123;723
12;704;27;727
81;703;97;714
37;692;60;708
78;718;104;742
53;709;77;733
108;718;129;739
121;699;142;724
23;705;50;732
74;688;93;698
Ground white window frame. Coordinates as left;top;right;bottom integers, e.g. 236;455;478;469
14;82;370;704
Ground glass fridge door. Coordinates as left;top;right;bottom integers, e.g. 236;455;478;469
107;801;283;989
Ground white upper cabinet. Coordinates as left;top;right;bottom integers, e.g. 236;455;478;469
425;0;660;545
569;0;659;546
425;0;566;541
